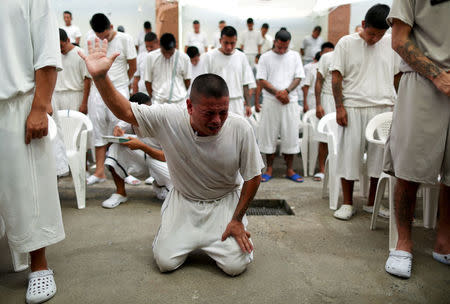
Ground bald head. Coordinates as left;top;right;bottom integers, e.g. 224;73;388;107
190;74;229;104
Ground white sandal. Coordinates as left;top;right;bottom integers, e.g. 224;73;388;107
86;175;106;185
385;250;412;278
145;176;154;185
313;172;324;181
124;175;141;185
432;252;450;265
102;193;128;209
333;205;355;220
26;269;57;304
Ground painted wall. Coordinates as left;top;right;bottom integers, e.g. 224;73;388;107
54;0;156;45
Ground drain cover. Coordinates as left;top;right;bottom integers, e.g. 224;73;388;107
246;199;294;216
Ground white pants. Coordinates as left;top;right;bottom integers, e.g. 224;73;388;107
0;91;65;253
229;97;245;117
153;189;253;276
88;86;129;147
337;106;392;180
105;143;172;188
52;90;84;111
258;99;300;154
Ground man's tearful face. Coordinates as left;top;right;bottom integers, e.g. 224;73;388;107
187;95;229;136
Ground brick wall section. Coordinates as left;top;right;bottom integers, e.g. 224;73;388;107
327;4;350;45
155;0;179;45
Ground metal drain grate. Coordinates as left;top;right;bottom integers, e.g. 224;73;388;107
246;199;294;216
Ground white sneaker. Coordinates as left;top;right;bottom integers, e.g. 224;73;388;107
432;252;450;265
26;269;57;304
333;205;356;220
87;175;106;185
102;193;128;209
153;184;168;201
363;204;390;218
385;250;412;278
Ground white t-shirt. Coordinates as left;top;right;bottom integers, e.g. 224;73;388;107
135;51;149;93
317;51;334;96
213;31;221;49
301;62;318;98
131;103;264;201
55;46;90;92
135;31;147;55
186;32;208;54
301;35;323;63
187;57;204;95
144;49;192;103
62;24;82;44
87;32;137;89
260;34;274;54
0;0;62;100
256;50;305;104
240;29;263;55
331;33;400;107
201;49;255;99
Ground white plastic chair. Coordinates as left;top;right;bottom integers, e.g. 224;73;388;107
2;115;57;272
366;112;439;250
302;109;319;177
316;112;341;210
57;110;94;209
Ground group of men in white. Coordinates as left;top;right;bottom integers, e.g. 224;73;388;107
0;0;449;303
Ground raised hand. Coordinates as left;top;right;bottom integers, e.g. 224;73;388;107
78;38;120;79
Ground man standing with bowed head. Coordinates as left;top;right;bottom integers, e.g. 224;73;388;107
86;13;137;185
79;39;264;276
331;4;401;221
256;29;305;183
301;26;323;65
202;26;255;117
383;0;450;279
185;20;208;54
0;0;65;303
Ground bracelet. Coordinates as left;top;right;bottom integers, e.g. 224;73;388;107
285;88;290;93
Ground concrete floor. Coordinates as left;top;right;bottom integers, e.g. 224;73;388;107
1;156;449;303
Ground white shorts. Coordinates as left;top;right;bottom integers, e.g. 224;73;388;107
88;86;129;147
321;93;335;115
0;91;65;253
258;99;300;154
105;143;171;188
52;90;84;112
153;189;253;276
229;97;245;117
337;106;393;180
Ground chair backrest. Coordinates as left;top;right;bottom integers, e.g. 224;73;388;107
47;114;57;141
317;112;338;153
302;109;319;129
365;112;393;147
57;110;93;151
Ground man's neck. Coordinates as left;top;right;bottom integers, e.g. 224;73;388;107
219;48;234;56
65;44;75;54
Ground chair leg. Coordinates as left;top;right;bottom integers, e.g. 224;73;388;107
329;175;340;210
68;155;86;209
423;186;439;229
300;140;308;177
308;140;319;177
370;174;388;230
322;158;329;199
389;176;398;250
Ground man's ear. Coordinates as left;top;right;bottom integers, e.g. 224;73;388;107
186;98;193;114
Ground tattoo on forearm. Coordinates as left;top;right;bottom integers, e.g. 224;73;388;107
233;209;247;222
396;38;443;80
287;78;301;92
243;85;250;106
315;73;323;106
332;80;343;107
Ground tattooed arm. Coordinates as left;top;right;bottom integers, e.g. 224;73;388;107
315;71;325;118
391;19;450;96
332;70;347;126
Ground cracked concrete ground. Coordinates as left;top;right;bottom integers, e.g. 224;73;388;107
1;156;449;303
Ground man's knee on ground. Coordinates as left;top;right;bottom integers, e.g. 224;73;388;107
153;245;185;273
217;256;250;277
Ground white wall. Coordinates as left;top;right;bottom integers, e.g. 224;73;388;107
349;0;392;33
54;0;156;45
180;5;328;52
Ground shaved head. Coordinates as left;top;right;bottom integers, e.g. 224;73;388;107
190;74;229;104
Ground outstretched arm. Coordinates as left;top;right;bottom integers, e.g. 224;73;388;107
78;38;138;125
221;174;261;253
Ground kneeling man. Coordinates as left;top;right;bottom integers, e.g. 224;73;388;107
79;40;264;276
